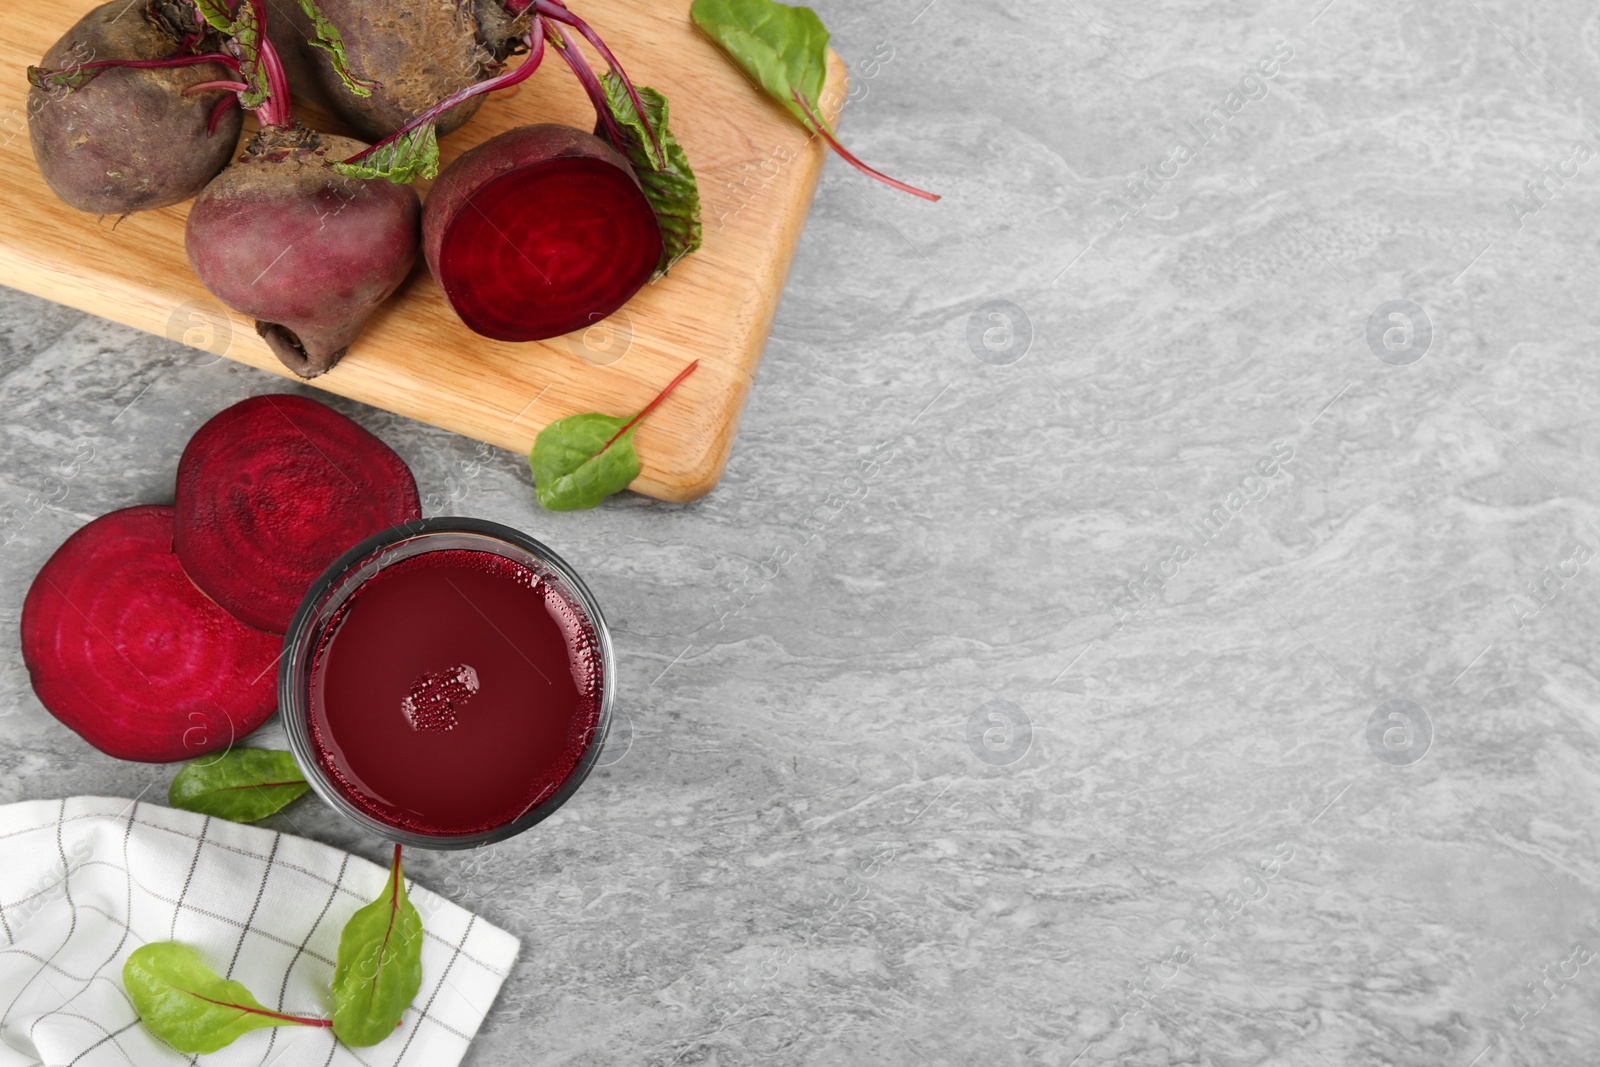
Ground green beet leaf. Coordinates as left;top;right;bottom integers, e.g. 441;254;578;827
297;0;376;97
690;0;831;131
689;0;938;200
529;361;700;511
124;943;329;1054
332;122;441;183
531;413;641;512
331;845;423;1047
168;748;309;823
230;0;270;112
192;0;235;34
26;64;103;92
599;72;702;278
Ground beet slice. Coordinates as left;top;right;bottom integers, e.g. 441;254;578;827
422;124;663;342
21;506;279;763
174;395;421;634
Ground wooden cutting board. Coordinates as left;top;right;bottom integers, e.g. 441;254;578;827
0;2;847;502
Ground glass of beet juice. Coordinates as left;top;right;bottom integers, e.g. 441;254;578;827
281;518;614;849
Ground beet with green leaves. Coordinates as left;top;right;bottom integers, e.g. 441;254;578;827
271;0;647;148
29;0;421;375
421;124;661;342
186;125;420;377
21;506;280;763
27;0;243;214
173;395;422;634
310;0;704;343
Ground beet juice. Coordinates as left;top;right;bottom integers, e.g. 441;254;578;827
283;520;612;846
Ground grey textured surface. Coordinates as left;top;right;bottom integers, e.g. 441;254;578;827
5;0;1600;1063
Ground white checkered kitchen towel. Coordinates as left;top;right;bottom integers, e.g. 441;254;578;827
0;797;520;1067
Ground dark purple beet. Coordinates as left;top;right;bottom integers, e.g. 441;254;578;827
27;1;243;214
185;126;420;378
266;0;519;142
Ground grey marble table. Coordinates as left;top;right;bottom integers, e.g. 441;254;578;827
5;0;1600;1063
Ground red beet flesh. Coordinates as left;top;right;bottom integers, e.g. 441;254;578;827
174;395;422;634
422;125;663;342
21;506;280;763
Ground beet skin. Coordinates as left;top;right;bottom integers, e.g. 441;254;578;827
28;1;244;214
269;0;521;142
186;126;421;378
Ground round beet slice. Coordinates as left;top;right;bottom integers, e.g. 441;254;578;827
423;124;663;342
21;506;280;763
174;395;422;634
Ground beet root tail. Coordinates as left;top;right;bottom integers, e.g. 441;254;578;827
255;319;362;378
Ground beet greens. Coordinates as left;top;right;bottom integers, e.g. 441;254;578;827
124;943;332;1054
530;360;701;510
124;845;423;1052
330;844;424;1046
691;0;939;201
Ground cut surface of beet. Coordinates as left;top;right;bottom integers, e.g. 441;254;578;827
21;506;280;763
423;125;663;342
174;395;422;634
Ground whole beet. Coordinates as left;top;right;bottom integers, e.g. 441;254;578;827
186;127;420;378
269;0;522;142
28;1;243;214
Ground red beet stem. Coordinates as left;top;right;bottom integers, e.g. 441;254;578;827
251;0;295;128
546;23;627;151
341;23;548;167
389;844;403;912
184;993;332;1028
218;780;306;790
37;52;242;79
377;844;405;975
535;0;661;164
186;79;248;95
791;91;940;202
207;93;241;135
598;360;699;454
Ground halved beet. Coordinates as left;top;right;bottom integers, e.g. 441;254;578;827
21;506;279;763
174;395;421;634
422;124;663;342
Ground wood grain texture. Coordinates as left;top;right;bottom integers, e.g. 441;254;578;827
0;1;847;502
